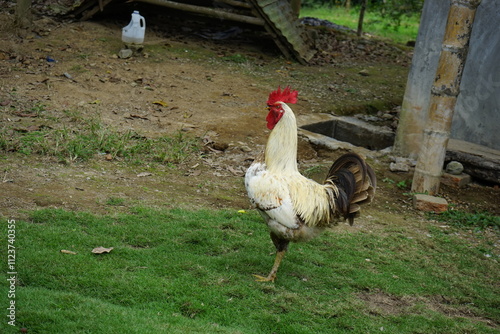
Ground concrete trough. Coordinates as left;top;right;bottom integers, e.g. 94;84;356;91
297;113;500;184
300;115;394;151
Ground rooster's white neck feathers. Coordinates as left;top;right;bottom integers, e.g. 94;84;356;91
265;103;298;173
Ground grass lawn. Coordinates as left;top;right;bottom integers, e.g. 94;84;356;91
1;208;498;333
300;5;421;44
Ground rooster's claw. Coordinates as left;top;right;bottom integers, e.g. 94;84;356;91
253;274;276;282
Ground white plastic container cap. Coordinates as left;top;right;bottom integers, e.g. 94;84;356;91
122;10;146;44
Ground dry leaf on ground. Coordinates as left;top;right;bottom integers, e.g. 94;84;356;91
91;246;114;254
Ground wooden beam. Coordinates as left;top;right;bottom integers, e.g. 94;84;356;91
80;0;114;21
135;0;265;26
216;0;253;9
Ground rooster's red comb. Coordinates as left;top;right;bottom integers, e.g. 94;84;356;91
267;86;298;106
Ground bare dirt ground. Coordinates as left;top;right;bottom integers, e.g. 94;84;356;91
0;5;498;223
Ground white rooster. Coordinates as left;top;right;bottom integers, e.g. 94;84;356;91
245;86;376;282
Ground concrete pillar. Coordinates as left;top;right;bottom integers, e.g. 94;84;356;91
412;0;482;195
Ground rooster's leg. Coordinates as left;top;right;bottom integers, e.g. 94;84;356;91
254;233;289;282
253;249;286;282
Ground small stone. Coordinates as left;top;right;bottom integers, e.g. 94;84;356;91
393;156;417;167
358;69;369;76
364;115;382;122
445;161;464;175
413;194;448;213
125;43;144;53
441;172;471;188
240;145;252;153
212;142;229;152
118;49;133;59
390;162;409;172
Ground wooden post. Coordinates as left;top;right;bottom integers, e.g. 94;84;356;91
412;0;482;195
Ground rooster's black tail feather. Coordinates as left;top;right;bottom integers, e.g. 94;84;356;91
324;153;376;225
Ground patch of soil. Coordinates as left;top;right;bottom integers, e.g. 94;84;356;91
0;5;415;217
358;291;498;328
1;3;498;218
1;4;498;217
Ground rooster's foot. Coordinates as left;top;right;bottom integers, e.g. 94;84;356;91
253;274;276;282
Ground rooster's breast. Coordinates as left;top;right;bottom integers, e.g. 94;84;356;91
245;162;286;210
246;162;302;230
245;162;327;242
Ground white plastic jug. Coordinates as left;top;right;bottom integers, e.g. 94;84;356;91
122;11;146;44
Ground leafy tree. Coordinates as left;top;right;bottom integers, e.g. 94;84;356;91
302;0;423;30
376;0;424;29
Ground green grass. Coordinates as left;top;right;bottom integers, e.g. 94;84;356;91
0;116;200;165
1;208;498;333
300;5;420;44
431;209;500;230
105;197;126;206
221;54;249;64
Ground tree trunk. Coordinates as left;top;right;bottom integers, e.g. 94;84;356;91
357;0;367;37
411;0;482;195
290;0;301;18
15;0;32;29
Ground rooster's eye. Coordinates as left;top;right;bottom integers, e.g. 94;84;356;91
270;104;283;113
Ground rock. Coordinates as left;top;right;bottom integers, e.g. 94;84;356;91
124;43;144;56
212;142;229;152
441;172;471;188
358;69;369;76
389;156;416;172
393;156;417;166
357;114;381;122
446;139;500;184
413;194;448;213
118;49;133;59
445;161;464;175
390;162;410;172
240;145;252;153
